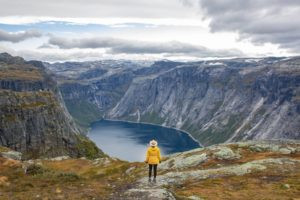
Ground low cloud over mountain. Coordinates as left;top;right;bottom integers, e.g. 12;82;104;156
0;29;42;43
44;36;243;57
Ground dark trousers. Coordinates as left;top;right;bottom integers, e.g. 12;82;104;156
149;164;157;178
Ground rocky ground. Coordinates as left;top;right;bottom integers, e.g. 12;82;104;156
1;140;300;200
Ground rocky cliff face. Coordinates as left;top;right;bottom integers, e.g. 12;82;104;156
47;58;300;146
0;53;103;159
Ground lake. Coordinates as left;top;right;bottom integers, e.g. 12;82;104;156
88;120;201;162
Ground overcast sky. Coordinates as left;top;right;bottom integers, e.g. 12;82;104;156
0;0;299;62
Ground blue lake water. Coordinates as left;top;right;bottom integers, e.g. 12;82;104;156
88;120;201;162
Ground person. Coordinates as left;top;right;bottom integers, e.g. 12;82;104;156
145;139;161;182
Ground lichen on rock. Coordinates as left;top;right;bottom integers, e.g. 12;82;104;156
213;146;241;160
0;150;22;160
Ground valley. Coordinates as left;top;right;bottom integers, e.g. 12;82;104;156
1;0;300;199
0;53;299;200
46;57;300;146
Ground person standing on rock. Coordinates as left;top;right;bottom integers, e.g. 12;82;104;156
145;139;161;183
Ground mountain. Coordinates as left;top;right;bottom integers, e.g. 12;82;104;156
0;54;299;199
0;53;103;159
46;57;300;146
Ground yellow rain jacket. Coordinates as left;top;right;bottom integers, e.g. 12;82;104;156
145;146;161;165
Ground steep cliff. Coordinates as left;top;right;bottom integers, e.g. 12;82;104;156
47;58;300;146
0;53;103;159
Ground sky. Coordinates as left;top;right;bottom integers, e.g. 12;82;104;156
0;0;299;62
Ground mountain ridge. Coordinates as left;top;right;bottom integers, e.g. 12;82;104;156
47;57;300;146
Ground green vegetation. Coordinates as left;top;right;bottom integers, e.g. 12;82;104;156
26;164;49;176
76;135;105;159
29;164;80;182
19;101;47;109
181;100;225;146
22;147;53;160
181;122;200;137
0;155;147;199
65;100;103;127
197;115;242;146
0;146;10;153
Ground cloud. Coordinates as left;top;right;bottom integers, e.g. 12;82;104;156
0;16;205;27
48;36;120;49
0;44;106;62
18;50;106;62
46;36;244;57
38;43;56;49
0;0;197;20
179;0;196;7
0;29;42;43
1;0;297;59
196;0;300;52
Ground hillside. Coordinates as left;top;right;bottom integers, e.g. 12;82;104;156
0;140;299;199
47;57;300;146
0;53;104;159
0;54;299;199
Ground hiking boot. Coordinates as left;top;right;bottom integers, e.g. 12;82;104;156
153;178;156;183
148;178;151;182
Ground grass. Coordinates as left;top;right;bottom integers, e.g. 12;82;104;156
76;135;106;159
19;101;47;109
0;63;43;81
172;145;300;199
174;169;300;200
0;90;58;111
1;144;300;199
0;156;143;200
0;146;11;153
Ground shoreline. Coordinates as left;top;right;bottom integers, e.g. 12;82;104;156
87;118;203;147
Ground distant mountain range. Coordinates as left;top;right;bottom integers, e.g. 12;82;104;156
44;56;300;146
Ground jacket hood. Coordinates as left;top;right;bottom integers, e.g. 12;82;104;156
149;146;159;150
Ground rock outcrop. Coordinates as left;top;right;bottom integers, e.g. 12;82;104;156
123;140;300;199
0;140;299;199
0;150;22;160
0;53;104;159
